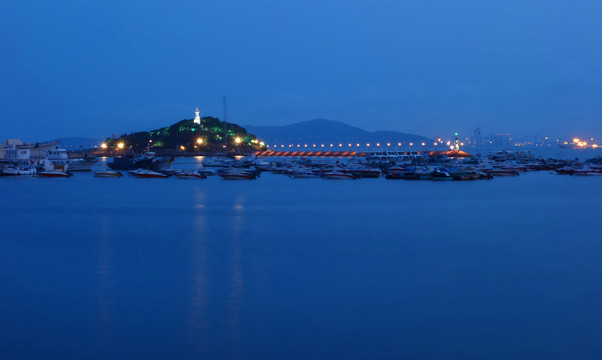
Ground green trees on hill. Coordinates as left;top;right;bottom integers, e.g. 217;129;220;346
104;117;266;153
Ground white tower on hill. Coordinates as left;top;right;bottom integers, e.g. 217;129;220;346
194;107;201;124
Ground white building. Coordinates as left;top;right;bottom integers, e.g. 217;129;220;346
194;107;201;124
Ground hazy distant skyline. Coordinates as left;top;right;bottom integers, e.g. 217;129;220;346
1;0;601;142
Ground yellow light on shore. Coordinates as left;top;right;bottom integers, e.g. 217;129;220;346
196;138;203;145
100;143;107;149
180;145;186;151
117;142;124;150
573;138;580;143
235;137;242;144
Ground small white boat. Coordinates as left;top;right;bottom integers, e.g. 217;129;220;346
131;170;168;178
218;169;256;180
0;166;37;176
176;171;206;179
289;171;320;178
322;171;356;180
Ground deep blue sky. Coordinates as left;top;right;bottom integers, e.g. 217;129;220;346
1;0;601;141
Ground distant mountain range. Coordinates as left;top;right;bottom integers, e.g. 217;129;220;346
245;119;432;147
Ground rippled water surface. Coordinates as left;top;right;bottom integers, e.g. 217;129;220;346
1;161;601;359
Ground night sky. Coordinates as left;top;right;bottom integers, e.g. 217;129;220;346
1;0;601;141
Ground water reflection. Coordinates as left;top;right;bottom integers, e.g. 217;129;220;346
95;216;115;356
228;195;246;357
189;210;209;354
188;188;209;353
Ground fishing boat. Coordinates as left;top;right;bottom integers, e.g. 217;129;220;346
108;150;174;170
68;157;97;171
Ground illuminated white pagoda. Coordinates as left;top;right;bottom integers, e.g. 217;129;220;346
194;107;201;124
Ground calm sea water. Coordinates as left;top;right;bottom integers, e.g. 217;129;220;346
1;157;601;360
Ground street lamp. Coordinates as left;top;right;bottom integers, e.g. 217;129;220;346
196;138;203;145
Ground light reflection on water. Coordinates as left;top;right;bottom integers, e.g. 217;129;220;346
189;209;208;354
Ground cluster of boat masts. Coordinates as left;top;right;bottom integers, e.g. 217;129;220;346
1;144;600;179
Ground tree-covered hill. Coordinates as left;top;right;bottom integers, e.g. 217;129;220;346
103;117;266;153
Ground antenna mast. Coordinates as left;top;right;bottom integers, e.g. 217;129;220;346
223;96;228;156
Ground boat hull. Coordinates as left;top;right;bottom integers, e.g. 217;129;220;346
38;172;72;178
219;174;254;180
94;172;123;178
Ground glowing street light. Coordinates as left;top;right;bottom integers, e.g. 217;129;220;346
196;138;203;145
100;143;107;150
235;137;242;144
117;142;124;150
